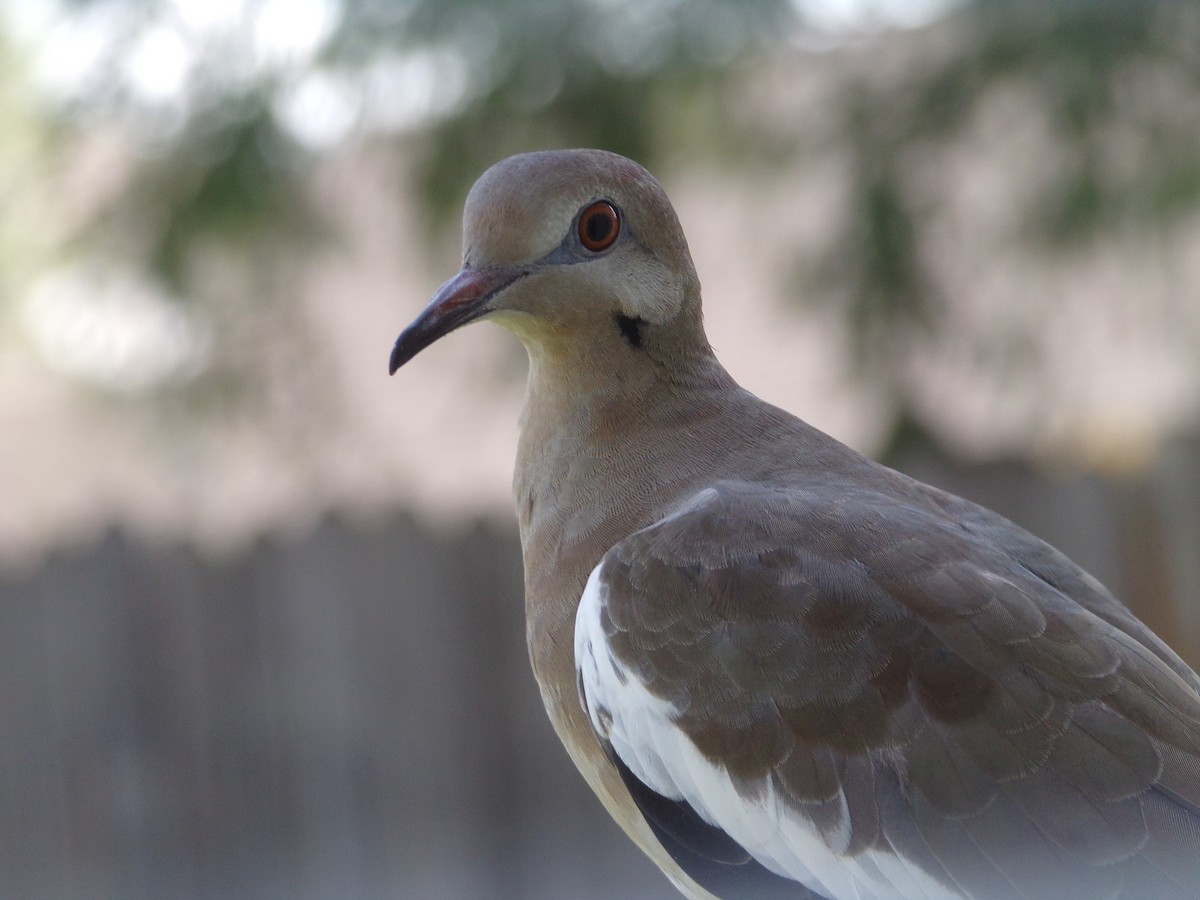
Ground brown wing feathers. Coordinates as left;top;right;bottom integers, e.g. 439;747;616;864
599;480;1200;899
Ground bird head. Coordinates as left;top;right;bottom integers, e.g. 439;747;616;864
389;149;703;374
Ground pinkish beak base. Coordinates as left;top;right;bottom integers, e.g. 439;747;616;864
389;266;526;374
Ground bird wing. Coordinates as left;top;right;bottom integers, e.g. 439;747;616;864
574;480;1200;900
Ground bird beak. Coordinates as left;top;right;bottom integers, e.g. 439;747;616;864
389;265;526;374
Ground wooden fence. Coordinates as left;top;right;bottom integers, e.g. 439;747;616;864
2;435;1198;899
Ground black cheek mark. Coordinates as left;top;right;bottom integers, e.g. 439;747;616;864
616;314;644;349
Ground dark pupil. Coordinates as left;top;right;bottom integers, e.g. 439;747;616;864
585;212;612;243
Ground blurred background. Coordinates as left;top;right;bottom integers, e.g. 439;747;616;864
2;0;1200;896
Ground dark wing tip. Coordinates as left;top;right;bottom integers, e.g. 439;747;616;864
608;749;823;899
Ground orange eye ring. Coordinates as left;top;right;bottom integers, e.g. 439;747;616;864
578;201;620;252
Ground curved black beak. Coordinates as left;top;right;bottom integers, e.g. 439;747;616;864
389;266;527;374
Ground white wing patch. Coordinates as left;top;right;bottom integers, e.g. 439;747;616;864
575;559;966;900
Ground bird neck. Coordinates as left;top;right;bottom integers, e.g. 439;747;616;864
513;324;737;525
511;329;746;691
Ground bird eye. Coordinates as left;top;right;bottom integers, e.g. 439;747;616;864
578;201;620;252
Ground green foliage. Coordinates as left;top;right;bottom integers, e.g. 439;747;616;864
329;0;793;222
104;104;312;285
797;0;1200;375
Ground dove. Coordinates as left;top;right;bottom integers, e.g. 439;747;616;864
389;149;1200;899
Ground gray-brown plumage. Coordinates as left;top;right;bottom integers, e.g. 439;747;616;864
389;149;1200;899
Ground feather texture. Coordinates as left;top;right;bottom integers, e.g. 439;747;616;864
576;480;1200;900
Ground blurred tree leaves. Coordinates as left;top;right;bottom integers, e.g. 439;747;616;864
329;0;792;221
937;1;1200;242
796;0;1200;385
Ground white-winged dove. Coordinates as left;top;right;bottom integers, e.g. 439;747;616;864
389;149;1200;900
